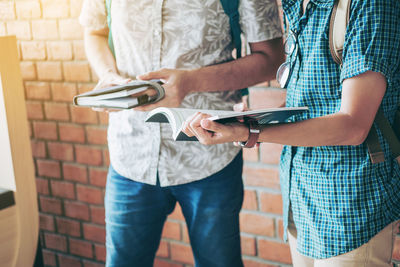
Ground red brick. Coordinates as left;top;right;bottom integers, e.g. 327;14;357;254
103;149;110;166
25;81;50;100
241;235;256;256
65;201;90;221
37;159;61;178
36;177;50;195
20;61;37;80
86;126;107;145
394;236;400;261
89;168;107;187
33;121;58;140
90;206;105;225
249;88;286;110
94;244;106;262
69;238;94;258
71;106;98;124
42;0;69;18
45;102;70;121
48;142;74;161
51;180;76;199
16;1;41;19
59;123;85;143
6;21;31;40
243;146;259;162
56;217;81;237
63;61;91;82
39;213;55;231
63;163;88;183
98;111;109;125
37;61;63;81
83;223;106;243
260;192;283;215
242;259;278;267
240;212;275;237
153;259;183;267
47;41;72;60
39;196;62;215
20;41;46;60
73;40;86;60
277;219;284;240
51;82;77;102
26;101;44;119
258;239;292;264
169;204;185;221
42;249;57;267
70;0;84;17
75;145;103;166
76;184;103;205
32;20;59;40
243;190;258;210
243;166;280;190
31;140;46;157
260;143;283;165
156;240;169;258
182;225;190;243
44;233;67;252
59;19;83;40
0;2;15;20
162;221;181;240
58;254;83;267
170;243;194;265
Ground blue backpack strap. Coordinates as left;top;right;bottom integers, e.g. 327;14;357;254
106;0;115;57
220;0;248;96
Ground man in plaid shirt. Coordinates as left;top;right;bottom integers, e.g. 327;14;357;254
183;0;400;265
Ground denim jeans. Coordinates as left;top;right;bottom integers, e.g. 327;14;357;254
105;152;244;267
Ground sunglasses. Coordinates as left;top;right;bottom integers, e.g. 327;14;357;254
276;30;298;89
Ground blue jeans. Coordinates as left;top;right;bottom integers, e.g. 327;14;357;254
105;152;244;267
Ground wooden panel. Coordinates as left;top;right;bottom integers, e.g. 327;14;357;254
0;36;39;267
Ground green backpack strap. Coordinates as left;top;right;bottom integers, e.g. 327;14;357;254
106;0;115;57
219;0;248;96
374;107;400;164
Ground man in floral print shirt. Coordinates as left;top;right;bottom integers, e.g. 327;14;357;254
79;0;284;266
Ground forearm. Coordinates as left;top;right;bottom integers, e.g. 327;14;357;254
188;38;284;93
84;29;118;78
257;112;370;147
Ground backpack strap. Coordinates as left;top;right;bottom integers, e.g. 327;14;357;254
105;0;115;57
220;0;248;96
375;107;400;164
329;0;351;65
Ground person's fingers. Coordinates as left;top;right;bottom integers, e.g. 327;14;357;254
137;68;170;81
233;102;245;112
200;118;224;133
189;113;214;144
181;112;202;137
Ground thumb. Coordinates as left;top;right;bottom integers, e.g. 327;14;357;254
200;119;224;133
137;69;169;81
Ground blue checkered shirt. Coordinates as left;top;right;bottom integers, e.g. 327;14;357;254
280;0;400;258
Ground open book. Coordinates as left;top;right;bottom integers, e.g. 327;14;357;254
145;106;308;141
73;80;165;109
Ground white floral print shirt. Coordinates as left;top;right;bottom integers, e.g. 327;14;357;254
79;0;282;186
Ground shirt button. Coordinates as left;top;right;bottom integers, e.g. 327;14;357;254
154;29;161;36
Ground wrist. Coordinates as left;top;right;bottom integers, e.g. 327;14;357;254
239;121;260;148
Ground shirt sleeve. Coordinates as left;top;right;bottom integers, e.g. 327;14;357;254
239;0;283;43
340;0;400;83
79;0;108;31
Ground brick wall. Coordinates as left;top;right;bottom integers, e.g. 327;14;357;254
0;1;399;267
